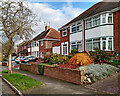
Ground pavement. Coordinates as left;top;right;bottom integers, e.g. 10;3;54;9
13;68;105;95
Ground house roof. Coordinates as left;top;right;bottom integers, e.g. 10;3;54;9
33;28;60;41
59;1;120;30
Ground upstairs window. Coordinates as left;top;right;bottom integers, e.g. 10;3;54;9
32;42;34;47
86;18;92;29
76;22;82;31
102;14;106;23
93;15;100;26
41;40;43;46
62;30;67;37
108;13;112;23
72;25;76;33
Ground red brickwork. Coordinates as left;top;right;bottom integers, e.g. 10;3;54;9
52;41;60;47
44;65;81;84
60;29;70;55
113;10;120;53
20;64;39;74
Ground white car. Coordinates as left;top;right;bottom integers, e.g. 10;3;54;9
15;56;24;64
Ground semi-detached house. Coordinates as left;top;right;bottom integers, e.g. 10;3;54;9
27;25;60;58
58;1;120;55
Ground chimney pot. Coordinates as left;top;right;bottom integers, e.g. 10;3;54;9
45;24;50;31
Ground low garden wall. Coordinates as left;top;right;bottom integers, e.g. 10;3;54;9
44;65;81;84
20;64;39;74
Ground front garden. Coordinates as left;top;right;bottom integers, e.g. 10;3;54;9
20;49;120;85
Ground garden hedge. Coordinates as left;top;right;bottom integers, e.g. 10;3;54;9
38;64;44;75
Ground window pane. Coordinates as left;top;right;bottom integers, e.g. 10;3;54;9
71;45;76;49
77;44;82;52
86;43;92;51
63;44;67;55
103;41;106;50
93;42;100;49
108;17;112;23
108;41;112;50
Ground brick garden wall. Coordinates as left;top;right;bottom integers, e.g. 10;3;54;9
44;65;81;84
20;64;39;74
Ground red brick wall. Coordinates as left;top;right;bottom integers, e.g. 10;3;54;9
20;64;39;74
60;29;70;55
44;65;81;84
113;10;120;53
52;41;60;47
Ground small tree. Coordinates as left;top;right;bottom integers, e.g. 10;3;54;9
0;0;36;73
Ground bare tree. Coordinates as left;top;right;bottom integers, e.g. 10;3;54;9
0;0;36;73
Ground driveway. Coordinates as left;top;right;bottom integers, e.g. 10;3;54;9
13;68;106;95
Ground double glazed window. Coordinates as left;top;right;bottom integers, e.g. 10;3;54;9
102;14;106;23
62;30;67;37
85;37;113;51
71;21;82;33
86;18;92;29
93;15;100;27
108;13;112;23
63;44;67;55
71;41;82;52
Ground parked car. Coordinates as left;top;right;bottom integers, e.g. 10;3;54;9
20;56;38;63
4;56;17;62
15;56;24;64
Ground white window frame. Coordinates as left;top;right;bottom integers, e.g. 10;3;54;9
62;30;67;37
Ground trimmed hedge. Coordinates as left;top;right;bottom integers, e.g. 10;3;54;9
38;63;50;75
38;64;44;75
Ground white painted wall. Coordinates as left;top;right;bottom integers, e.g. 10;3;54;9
85;25;113;39
70;32;83;42
52;46;60;54
28;48;30;52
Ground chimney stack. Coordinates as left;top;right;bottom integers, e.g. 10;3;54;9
45;24;50;31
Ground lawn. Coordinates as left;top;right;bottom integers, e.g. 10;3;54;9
0;70;8;74
2;73;43;90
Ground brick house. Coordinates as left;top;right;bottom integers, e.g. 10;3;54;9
26;25;60;58
17;41;28;56
58;1;120;55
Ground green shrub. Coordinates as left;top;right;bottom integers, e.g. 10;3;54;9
49;54;69;64
71;48;78;55
93;48;110;64
79;63;118;83
66;55;72;59
38;64;44;75
0;70;8;74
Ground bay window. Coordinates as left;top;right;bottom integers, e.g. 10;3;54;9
86;40;92;51
102;14;106;23
93;15;100;26
77;41;82;52
108;38;112;50
108;13;112;23
93;38;100;50
72;25;76;33
86;18;92;29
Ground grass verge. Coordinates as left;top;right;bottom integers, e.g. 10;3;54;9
2;73;43;90
0;70;8;74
